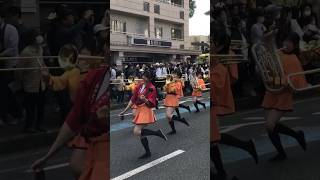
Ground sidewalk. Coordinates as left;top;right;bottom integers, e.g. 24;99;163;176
0;89;318;154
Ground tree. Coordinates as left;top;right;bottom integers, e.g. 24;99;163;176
189;0;196;18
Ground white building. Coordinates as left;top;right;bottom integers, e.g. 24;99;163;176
110;0;201;67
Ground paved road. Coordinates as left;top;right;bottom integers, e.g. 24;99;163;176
0;147;72;180
217;97;320;180
110;93;210;180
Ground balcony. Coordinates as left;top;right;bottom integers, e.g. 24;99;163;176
156;0;184;8
111;31;187;50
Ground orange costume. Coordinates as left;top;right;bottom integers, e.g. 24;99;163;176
262;51;308;111
66;67;109;180
131;82;157;124
175;79;184;99
128;82;140;110
164;81;179;107
211;62;236;142
192;78;206;97
226;50;239;84
212;63;235;116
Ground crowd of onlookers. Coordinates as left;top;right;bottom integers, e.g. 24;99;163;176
110;61;210;103
211;1;320;98
0;5;107;133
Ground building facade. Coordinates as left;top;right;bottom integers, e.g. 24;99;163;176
110;0;201;67
189;35;210;53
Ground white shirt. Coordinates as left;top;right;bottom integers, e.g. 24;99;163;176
111;68;116;80
156;67;162;78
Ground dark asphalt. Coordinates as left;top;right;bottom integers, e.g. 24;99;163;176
0;148;72;180
217;97;320;180
1;94;319;180
110;93;210;180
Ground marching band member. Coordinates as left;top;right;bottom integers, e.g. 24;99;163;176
125;76;140;116
174;71;191;119
120;70;167;159
190;71;206;112
263;32;308;162
43;44;87;103
32;65;109;180
163;74;189;135
210;55;258;179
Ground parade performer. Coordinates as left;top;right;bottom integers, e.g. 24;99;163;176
32;65;109;180
210;55;258;179
163;74;189;135
190;72;206;112
263;33;307;162
174;71;191;119
125;76;141;117
42;44;87;103
120;70;167;159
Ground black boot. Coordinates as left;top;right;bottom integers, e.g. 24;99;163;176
175;108;181;119
194;102;200;112
139;137;151;159
141;128;167;141
268;129;287;162
275;123;307;151
179;104;191;113
167;120;176;135
197;100;206;109
220;133;259;164
172;115;189;126
211;144;226;180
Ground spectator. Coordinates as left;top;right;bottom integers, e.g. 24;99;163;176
49;7;94;55
250;10;267;44
0;9;23;125
93;24;107;56
116;72;125;103
17;29;46;133
111;64;117;80
303;16;320;42
4;6;28;52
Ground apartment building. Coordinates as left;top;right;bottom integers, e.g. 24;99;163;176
189;35;210;53
110;0;201;66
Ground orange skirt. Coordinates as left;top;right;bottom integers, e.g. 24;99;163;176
262;89;293;111
79;134;109;180
211;108;220;142
164;94;179;107
68;134;89;149
133;104;156;124
192;89;202;97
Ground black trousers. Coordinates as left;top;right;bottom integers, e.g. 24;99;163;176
23;90;45;130
0;73;23;119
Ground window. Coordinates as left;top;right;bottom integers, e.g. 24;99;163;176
154;4;160;14
180;11;184;19
155;27;163;39
111;20;127;33
171;28;182;40
180;44;184;49
143;2;150;12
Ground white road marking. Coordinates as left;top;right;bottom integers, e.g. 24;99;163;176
111;150;185;180
312;112;320;115
25;163;69;173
